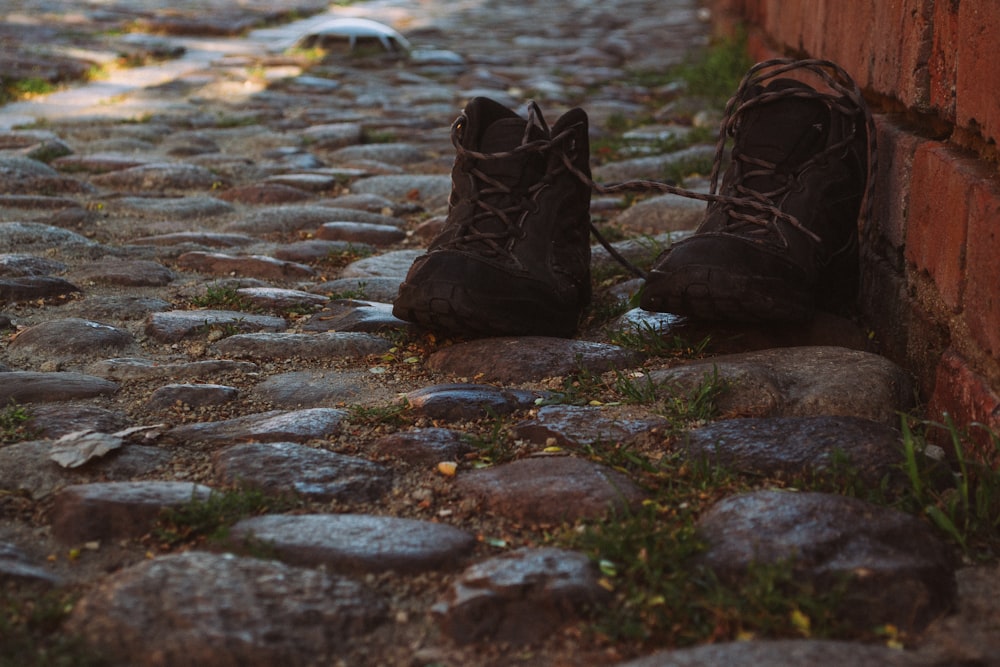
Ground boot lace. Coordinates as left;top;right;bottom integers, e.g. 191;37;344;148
440;103;575;258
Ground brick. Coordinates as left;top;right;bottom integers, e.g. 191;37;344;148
927;349;1000;464
871;115;926;252
859;254;910;369
819;0;875;90
964;174;1000;357
762;0;809;54
869;0;934;109
928;0;959;122
906;142;973;312
956;2;1000;146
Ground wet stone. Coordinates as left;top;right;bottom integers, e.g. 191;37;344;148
66;551;387;667
7;318;135;361
405;383;548;421
164;408;346;446
372;427;473;465
303;299;412;334
0;440;169;500
0;222;96;252
89;357;258;382
0;194;82;213
329;143;429;165
349;174;452;207
0;253;66;277
310;276;404;302
616;639;931;667
224;204;399;235
235;286;329;310
316;221;407;245
434;547;610;645
591;233;672;277
300;122;363;149
26;404;128;439
0;128;67;151
649;346;915;426
252;369;376;407
615;307;682;333
593;144;716;182
272;239;376;263
320;192;399;214
611;192;705;233
339;248;423;278
51;153;151;174
514;405;671;448
147;383;239;410
0;371;118;404
112;196;236;220
90;162;224;191
919;564;1000;666
229;513;474;573
456;456;645;524
0;542;62;586
0;275;81;303
63;294;172;321
428;336;645;383
213;331;392;360
127;231;256;248
69;258;175;287
51;481;213;544
675;416;908;485
176;251;316;279
215;441;390;502
216;182;313;205
264;173;340;191
144;309;287;343
698;490;957;633
0;154;59;179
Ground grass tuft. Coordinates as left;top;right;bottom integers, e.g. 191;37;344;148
899;415;1000;560
156;487;297;546
0;401;38;445
672;28;754;106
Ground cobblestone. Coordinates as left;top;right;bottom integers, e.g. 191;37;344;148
0;0;989;665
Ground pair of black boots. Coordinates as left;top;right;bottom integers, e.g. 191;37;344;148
392;59;875;338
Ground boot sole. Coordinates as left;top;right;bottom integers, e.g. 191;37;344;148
394;277;581;338
641;263;813;322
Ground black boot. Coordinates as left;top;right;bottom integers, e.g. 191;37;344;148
394;97;592;337
641;59;874;322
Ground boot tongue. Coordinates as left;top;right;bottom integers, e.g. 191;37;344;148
740;80;829;188
477;117;547;182
479;117;546;153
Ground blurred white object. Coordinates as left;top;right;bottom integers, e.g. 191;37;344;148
298;18;411;52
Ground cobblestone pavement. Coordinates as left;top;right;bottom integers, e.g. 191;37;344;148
1;1;999;666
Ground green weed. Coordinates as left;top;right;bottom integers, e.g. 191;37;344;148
322;244;376;270
0;401;37;444
348;401;410;428
564;452;854;648
539;362;610;407
156;487;297;546
466;410;518;466
655;367;729;429
0;77;56;103
362;129;398;144
609;321;711;359
190;285;257;312
900;415;1000;559
0;589;108;667
672;29;753;105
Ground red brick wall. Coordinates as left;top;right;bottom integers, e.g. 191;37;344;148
707;0;1000;454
